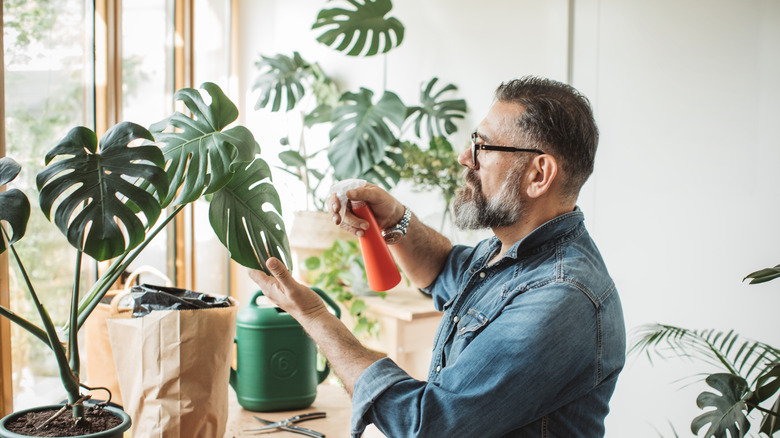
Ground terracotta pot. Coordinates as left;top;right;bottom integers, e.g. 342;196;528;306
0;404;131;438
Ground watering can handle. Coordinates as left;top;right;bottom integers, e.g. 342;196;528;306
310;287;342;320
249;288;342;320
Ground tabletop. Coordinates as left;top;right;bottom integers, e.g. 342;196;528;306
224;383;353;438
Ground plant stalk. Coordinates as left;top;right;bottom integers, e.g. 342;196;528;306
73;203;186;330
0;228;49;344
69;246;83;417
6;234;80;412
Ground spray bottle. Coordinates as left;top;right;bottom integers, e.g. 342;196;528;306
331;180;401;292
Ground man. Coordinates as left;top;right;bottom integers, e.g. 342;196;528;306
250;76;626;437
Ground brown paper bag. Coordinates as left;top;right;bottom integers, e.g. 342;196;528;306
107;300;238;438
85;266;172;406
84;291;131;405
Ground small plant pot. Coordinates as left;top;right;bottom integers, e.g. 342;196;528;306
0;404;131;438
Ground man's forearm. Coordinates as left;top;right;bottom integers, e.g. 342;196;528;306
298;309;383;396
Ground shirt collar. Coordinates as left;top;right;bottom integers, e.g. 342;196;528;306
484;207;586;262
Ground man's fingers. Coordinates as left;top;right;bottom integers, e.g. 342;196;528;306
267;257;289;277
248;269;271;287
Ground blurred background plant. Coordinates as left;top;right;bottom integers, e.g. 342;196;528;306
251;1;467;214
393;137;461;230
629;264;780;437
303;239;387;339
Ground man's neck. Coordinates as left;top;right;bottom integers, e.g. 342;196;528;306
489;202;575;264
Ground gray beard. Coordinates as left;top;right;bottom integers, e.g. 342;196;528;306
453;167;526;230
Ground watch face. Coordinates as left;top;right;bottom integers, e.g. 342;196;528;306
383;230;403;244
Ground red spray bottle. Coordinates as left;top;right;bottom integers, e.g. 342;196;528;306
331;179;401;292
351;202;401;292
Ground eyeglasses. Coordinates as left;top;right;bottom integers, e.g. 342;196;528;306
471;131;544;167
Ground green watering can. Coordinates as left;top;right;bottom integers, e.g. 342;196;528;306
229;287;341;412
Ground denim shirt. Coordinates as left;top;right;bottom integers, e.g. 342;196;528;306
351;209;626;437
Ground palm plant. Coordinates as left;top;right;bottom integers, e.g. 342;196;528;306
630;265;780;437
0;82;290;423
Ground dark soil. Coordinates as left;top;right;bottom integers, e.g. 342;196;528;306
4;406;122;437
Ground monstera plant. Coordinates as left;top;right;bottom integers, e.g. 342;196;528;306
251;0;468;210
0;82;289;433
250;0;472;211
630;265;780;437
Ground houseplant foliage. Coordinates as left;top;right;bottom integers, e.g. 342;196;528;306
630;265;780;437
328;86;406;181
303;238;384;337
393;136;461;228
252;0;466;205
406;77;468;139
253;53;467;201
312;0;404;57
0;82;289;431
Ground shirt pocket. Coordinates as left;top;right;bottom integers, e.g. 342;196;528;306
448;308;489;364
457;308;489;336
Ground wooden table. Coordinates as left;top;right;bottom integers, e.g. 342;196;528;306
224;384;353;437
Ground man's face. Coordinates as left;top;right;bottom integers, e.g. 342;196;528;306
453;101;529;230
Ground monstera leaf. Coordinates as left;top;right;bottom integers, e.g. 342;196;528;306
406;77;467;139
328;87;406;180
746;363;780;435
313;0;404;56
359;143;404;190
253;52;313;112
0;157;31;253
691;373;751;438
209;159;290;273
35;123;168;261
150;82;259;207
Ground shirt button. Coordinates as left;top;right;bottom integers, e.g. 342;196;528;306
453;316;459;323
436;365;442;372
479;272;486;278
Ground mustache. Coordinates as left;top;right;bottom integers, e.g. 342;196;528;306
463;168;479;187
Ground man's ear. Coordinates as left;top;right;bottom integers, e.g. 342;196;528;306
525;155;558;199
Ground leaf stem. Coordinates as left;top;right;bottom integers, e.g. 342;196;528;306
74;204;186;329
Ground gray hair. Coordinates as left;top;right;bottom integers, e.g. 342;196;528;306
495;76;599;200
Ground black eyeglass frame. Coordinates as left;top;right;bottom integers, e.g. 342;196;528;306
471;131;545;167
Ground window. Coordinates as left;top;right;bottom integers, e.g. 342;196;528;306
1;0;234;414
2;0;94;411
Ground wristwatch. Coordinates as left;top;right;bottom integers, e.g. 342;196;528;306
382;206;411;244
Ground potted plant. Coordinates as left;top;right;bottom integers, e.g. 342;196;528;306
0;82;289;437
253;0;466;265
629;264;780;437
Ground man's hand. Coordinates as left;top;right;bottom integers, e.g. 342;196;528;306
248;257;382;395
329;183;405;237
248;257;329;325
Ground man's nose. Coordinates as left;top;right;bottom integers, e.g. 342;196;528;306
458;147;478;170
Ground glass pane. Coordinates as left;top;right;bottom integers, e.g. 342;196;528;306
121;0;174;279
193;0;231;295
3;0;93;410
194;0;230;88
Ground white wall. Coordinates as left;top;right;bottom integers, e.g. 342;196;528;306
235;1;780;435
